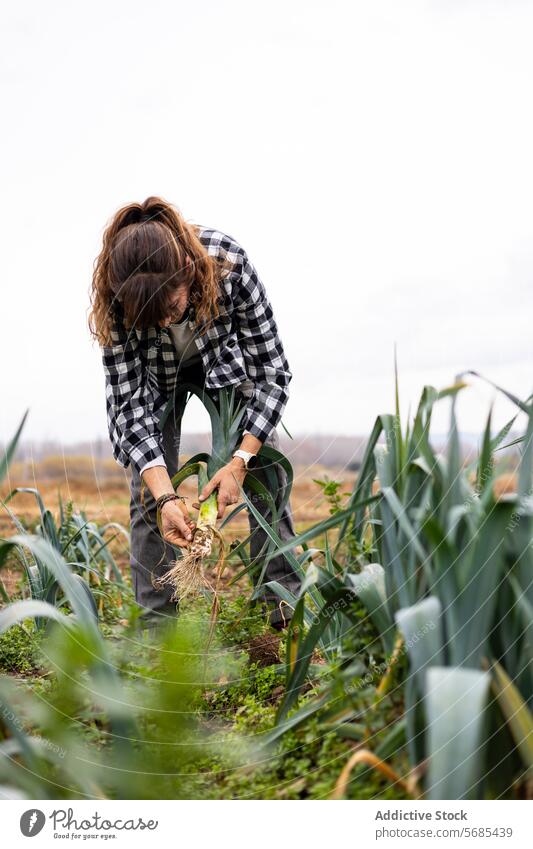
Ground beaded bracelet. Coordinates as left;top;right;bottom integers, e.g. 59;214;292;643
155;493;186;513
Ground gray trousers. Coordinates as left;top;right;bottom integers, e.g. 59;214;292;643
129;373;300;625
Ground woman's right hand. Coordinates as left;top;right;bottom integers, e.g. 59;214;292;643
160;499;196;548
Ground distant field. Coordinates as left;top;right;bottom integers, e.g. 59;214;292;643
0;454;356;591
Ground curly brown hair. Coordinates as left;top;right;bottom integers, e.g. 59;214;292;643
89;196;231;346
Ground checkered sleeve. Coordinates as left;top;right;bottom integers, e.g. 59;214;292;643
231;242;292;442
101;318;166;476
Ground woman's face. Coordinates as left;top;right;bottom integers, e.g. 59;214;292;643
158;255;192;327
158;283;190;327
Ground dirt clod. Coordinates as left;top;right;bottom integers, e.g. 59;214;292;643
246;633;281;667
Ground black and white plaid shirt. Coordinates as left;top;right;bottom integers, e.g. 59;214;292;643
101;227;292;476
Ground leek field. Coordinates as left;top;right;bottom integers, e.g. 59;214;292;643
0;372;532;800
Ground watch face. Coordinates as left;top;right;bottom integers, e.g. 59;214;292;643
246;454;258;470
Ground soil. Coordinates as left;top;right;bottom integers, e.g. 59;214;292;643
246;633;282;667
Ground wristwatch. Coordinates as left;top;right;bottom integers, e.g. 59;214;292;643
232;449;258;470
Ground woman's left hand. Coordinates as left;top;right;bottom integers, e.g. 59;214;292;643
198;460;247;519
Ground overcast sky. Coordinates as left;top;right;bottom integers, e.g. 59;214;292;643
1;0;532;450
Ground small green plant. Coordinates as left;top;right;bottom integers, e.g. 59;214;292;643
313;474;374;563
313;476;350;515
0;624;40;675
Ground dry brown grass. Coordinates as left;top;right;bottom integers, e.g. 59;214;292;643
1;458;353;526
492;472;518;500
0;456;354;587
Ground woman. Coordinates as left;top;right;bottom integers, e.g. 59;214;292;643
89;196;299;630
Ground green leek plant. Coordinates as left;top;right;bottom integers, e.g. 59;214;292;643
0;421;121;750
0;601;222;799
0;413;241;800
248;371;532;799
0;418;117;642
2;459;128;625
1;416;102;629
4;488;127;584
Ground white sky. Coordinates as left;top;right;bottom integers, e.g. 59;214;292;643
1;0;532;448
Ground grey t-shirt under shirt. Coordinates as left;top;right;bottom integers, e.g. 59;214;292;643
167;311;202;366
